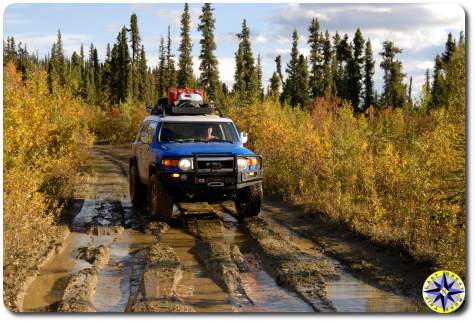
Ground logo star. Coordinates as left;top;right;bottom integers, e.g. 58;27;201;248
424;272;464;311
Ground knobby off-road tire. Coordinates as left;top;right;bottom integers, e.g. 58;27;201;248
148;174;173;219
235;183;263;218
129;164;147;208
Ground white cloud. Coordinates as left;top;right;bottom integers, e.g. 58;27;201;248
8;32;90;57
254;34;267;44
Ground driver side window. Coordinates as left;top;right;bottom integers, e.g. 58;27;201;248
139;121;150;144
147;122;158;144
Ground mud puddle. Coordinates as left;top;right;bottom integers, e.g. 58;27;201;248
327;265;421;312
260;208;422;312
92;228;156;312
174;206;314;312
21;233;92;312
159;227;233;312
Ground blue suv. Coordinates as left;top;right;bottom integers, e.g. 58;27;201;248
129;95;263;220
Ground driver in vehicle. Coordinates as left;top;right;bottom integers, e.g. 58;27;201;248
201;126;218;141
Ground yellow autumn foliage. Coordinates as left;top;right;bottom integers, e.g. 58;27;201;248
3;63;93;267
229;97;465;275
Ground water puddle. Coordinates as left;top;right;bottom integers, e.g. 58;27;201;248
159;227;233;312
92;229;156;312
327;266;421;312
21;233;91;312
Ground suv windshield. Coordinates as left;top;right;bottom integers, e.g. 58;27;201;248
158;122;239;143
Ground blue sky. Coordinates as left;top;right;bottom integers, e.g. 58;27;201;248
3;2;465;99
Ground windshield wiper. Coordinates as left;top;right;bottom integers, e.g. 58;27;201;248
208;138;232;143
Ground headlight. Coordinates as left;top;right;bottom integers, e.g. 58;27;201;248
178;158;193;171
237;157;259;171
237;157;248;171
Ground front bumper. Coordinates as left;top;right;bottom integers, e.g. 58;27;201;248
156;154;263;202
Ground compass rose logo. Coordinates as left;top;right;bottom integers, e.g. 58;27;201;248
422;270;465;313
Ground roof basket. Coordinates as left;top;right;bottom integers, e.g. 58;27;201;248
171;103;215;115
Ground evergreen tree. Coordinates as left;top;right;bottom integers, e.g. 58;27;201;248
322;30;334;98
363;39;375;110
282;29;301;107
295;54;310;108
157;37;167;96
442;32;456;64
431;54;446;108
275;55;283;86
256;53;264;100
102;43;112;101
4;37;17;64
268;72;281;100
407;76;413;108
347;28;365;112
129;13;141;100
165;25;177;90
138;45;148;101
198;3;220;100
308;18;323;97
177;3;194;88
379;40;406;108
334;33;352;100
233;19;258;105
16;42;30;81
110;27;131;103
47;30;66;92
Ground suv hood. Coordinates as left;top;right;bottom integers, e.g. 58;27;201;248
158;142;255;157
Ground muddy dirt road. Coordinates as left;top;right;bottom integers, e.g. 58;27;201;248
20;145;425;312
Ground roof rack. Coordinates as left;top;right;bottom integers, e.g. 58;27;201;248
148;100;225;118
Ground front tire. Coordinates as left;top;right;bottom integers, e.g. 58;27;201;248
148;174;173;219
235;183;263;218
129;164;146;208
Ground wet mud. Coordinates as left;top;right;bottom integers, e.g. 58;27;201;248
19;145;426;313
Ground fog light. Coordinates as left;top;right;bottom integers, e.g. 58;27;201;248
181;174;188;181
171;173;180;178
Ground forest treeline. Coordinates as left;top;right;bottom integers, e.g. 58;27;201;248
3;4;466;302
3;3;463;113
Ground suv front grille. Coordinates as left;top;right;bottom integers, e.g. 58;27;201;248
195;156;234;173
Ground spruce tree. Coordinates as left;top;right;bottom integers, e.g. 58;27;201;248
322;30;334;97
102;43;112;101
166;25;177;90
3;36;17;64
198;3;220;100
138;44;148;101
407;76;413;108
177;3;194;88
110;27;131;104
295;54;309;108
157;37;167;96
233;19;258;105
47;30;66;92
347;28;365;112
363;39;375;110
275;55;283;86
281;29;300;107
334;33;352;100
379;40;406;108
308;18;323;97
431;54;446;108
129;13;141;99
256;54;264;100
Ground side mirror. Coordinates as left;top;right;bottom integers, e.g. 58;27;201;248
146;106;152;114
240;132;248;144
